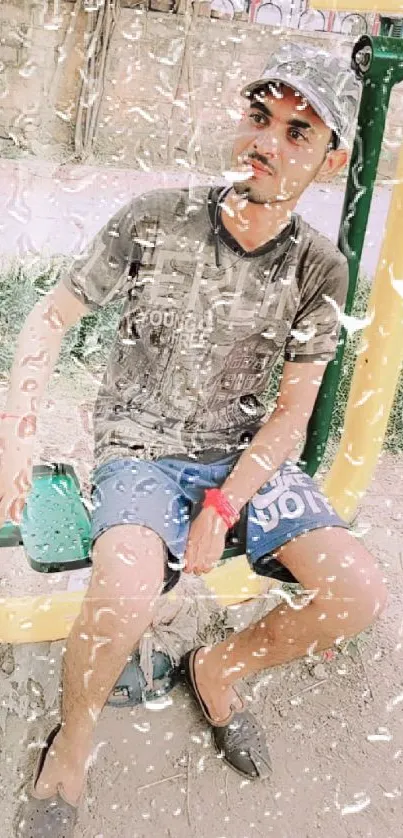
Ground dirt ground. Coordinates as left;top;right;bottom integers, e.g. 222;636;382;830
1;373;403;838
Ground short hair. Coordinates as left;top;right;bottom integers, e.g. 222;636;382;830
330;130;340;150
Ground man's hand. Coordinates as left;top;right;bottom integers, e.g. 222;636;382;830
183;505;228;576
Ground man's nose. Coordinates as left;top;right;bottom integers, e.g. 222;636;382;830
253;127;280;160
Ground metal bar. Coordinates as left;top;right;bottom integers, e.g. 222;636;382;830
380;16;403;36
372;15;381;35
310;0;403;11
300;34;403;475
327;9;336;30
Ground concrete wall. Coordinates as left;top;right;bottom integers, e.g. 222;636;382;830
0;1;86;159
0;0;402;180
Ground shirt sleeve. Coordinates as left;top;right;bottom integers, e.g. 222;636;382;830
284;252;349;364
60;198;143;312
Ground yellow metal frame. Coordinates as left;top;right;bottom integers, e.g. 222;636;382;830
0;554;274;644
309;0;403;12
324;141;403;521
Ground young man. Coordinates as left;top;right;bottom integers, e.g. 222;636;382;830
1;41;387;836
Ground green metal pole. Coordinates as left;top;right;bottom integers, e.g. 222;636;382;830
300;34;403;476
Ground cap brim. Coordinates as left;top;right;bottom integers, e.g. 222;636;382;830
240;74;340;138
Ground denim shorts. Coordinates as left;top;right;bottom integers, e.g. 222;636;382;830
90;452;349;593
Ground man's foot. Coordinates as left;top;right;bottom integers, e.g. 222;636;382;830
182;647;272;780
32;726;88;805
190;647;244;724
14;726;80;837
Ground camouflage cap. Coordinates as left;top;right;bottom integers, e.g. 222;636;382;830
241;41;362;147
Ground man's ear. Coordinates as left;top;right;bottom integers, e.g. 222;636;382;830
316;148;349;182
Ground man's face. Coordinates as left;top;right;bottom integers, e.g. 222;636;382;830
231;83;336;205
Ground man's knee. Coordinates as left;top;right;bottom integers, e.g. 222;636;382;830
86;524;166;623
348;553;387;633
314;544;387;641
277;529;388;642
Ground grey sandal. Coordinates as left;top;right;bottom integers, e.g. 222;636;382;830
182;647;272;780
14;724;79;837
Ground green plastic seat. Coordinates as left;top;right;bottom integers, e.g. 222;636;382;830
0;462;241;573
0;461;296;582
0;463;92;572
0;462;247;573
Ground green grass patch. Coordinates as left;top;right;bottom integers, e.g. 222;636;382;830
0;258;121;380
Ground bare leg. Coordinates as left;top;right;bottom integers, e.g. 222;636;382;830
33;524;166;805
191;529;387;722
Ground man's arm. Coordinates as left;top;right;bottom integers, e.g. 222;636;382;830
184;249;347;574
219;359;327;513
3;281;91;422
0;282;91;524
219;251;349;513
4;193;141;424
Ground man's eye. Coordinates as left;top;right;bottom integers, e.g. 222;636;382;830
289;128;306;142
249;112;267;125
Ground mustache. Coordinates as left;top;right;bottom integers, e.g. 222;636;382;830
246;152;276;176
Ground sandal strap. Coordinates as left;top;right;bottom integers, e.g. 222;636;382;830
32;724;62;794
183;647;244;727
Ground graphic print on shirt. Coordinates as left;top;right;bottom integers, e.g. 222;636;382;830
117;238;297;432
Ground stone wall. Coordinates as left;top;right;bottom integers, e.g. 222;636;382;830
0;0;402;179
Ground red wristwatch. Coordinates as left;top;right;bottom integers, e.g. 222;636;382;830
202;487;240;530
